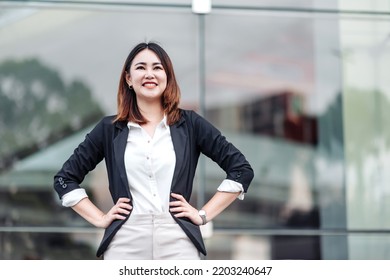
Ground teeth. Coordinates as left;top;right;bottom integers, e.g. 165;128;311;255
144;83;156;88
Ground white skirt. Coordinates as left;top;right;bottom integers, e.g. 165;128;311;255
103;213;201;260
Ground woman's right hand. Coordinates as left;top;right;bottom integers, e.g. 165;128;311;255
72;197;132;229
100;197;132;228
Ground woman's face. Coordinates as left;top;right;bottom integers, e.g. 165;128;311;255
126;49;167;103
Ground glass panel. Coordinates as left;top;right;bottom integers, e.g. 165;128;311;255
203;12;340;233
212;0;313;9
349;235;390;259
204;233;390;260
2;0;390;261
338;0;390;13
0;231;100;259
0;7;198;229
341;12;390;235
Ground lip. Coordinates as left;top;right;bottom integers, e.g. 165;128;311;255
142;82;158;86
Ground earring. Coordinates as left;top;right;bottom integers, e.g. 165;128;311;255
128;84;133;90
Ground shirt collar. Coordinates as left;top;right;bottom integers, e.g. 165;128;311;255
161;115;169;129
127;115;168;129
127;121;141;129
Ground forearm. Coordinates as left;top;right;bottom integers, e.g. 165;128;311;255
71;197;132;228
202;191;240;222
71;198;106;228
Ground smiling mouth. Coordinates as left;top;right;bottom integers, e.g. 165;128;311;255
142;82;158;88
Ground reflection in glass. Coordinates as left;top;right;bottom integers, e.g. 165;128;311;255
1;1;390;260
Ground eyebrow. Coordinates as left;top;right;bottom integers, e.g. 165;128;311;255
134;62;163;66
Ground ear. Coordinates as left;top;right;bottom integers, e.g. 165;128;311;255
125;71;132;87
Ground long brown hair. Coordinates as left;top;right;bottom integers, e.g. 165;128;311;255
114;42;181;125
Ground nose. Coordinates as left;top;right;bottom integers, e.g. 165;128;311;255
145;70;154;79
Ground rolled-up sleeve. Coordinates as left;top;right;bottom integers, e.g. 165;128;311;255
53;118;105;200
217;179;245;200
192;111;254;193
61;188;88;207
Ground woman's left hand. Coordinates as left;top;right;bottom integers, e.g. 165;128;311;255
169;193;203;226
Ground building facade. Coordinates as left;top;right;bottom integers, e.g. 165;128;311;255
0;0;390;259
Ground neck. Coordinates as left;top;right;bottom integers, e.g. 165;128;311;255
138;100;164;124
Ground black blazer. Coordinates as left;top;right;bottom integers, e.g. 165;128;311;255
54;109;254;258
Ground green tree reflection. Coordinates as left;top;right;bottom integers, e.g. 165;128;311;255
344;88;390;160
0;58;104;170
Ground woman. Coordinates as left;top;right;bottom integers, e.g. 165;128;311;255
53;42;254;260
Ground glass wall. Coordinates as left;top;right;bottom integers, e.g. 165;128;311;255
202;2;345;259
0;0;389;260
340;1;390;259
0;2;199;259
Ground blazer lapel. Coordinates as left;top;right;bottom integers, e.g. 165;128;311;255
170;117;187;191
113;121;131;198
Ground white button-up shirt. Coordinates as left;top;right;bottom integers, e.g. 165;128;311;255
61;117;244;210
125;117;176;213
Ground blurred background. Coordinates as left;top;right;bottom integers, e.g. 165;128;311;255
1;0;390;260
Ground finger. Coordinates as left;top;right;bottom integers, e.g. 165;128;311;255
173;212;186;218
116;197;131;204
169;200;182;207
109;210;130;221
118;202;133;210
117;206;131;214
170;193;185;201
114;213;127;220
169;206;185;213
109;205;129;215
104;212;125;223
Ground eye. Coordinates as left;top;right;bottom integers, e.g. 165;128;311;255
154;65;163;70
135;65;145;70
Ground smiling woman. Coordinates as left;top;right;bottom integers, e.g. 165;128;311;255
53;41;254;260
125;50;167;111
115;42;181;127
124;49;168;137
